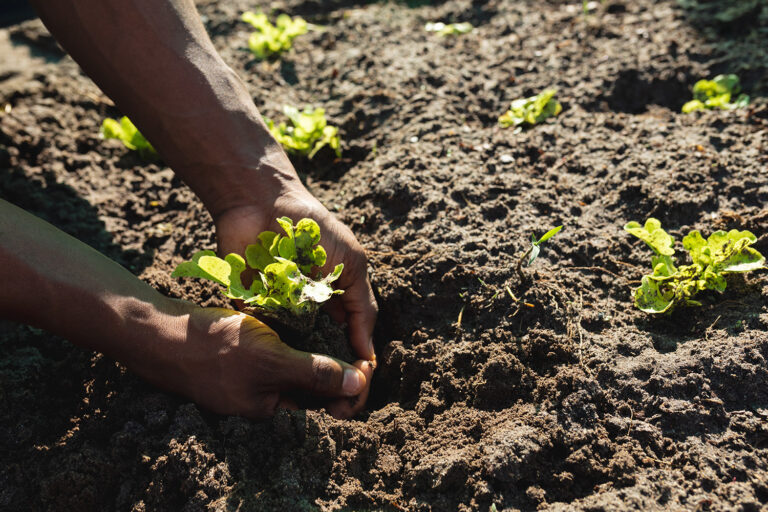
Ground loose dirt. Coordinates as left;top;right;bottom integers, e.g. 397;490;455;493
1;1;767;510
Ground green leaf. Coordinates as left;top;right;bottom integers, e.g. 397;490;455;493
245;231;279;271
499;89;562;130
624;218;676;256
241;11;307;59
683;74;749;113
536;225;563;245
101;116;157;159
266;106;342;159
424;21;473;36
634;275;676;314
526;244;541;267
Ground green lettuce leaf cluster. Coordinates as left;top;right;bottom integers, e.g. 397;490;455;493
681;74;749;113
101;116;157;159
498;89;562;132
424;22;473;36
172;217;343;323
625;218;765;314
241;11;308;59
266;106;342;159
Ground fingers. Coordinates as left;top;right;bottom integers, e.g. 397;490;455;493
338;255;379;362
278;348;367;398
325;360;375;419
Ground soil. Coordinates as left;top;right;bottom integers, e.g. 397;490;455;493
1;0;768;511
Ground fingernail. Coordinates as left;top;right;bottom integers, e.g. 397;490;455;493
342;368;363;396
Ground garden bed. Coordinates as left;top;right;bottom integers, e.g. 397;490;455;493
1;0;767;510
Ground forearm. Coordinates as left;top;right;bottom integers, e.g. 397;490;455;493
30;0;295;217
0;199;187;367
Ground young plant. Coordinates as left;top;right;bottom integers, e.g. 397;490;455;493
499;89;562;133
625;218;765;314
172;217;343;329
681;74;749;113
517;225;563;281
424;21;473;36
241;11;307;59
101;116;157;159
265;105;342;159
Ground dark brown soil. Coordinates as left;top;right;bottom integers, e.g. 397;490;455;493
2;1;768;510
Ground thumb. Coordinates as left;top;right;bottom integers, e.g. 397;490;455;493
280;349;367;397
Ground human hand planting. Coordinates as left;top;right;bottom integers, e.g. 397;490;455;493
21;0;377;418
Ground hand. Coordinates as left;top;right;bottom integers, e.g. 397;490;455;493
212;180;378;414
144;302;375;419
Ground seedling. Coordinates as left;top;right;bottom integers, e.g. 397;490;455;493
625;218;765;314
424;21;473;35
172;217;343;330
241;11;307;59
101;116;157;159
499;89;562;133
681;74;749;113
517;225;563;281
265;105;342;159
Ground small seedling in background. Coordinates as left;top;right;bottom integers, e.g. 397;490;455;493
241;11;307;59
625;218;765;314
424;21;473;36
517;225;563;282
265;105;342;159
681;74;749;113
101;116;157;160
172;217;343;330
499;89;562;133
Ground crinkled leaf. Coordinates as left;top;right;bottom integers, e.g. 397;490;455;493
499;89;562;129
624;218;675;256
266;106;342;159
683;74;749;113
245;231;279;271
634;276;676;314
241;11;307;59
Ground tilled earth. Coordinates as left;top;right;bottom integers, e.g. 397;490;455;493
1;0;767;510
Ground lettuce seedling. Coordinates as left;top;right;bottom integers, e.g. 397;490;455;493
681;74;749;113
424;21;473;35
265;106;342;159
101;116;157;159
625;218;765;314
241;11;307;59
499;89;562;133
173;217;343;328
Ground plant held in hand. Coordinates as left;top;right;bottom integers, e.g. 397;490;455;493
681;74;749;113
499;89;562;132
173;217;343;330
241;11;307;59
265;106;342;159
625;218;765;314
101;116;157;159
424;21;473;35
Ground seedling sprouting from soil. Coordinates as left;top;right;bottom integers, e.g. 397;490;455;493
681;74;749;113
241;11;307;59
625;218;765;314
101;116;157;159
517;225;563;282
265;106;342;159
499;89;562;133
172;217;343;330
424;21;473;35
